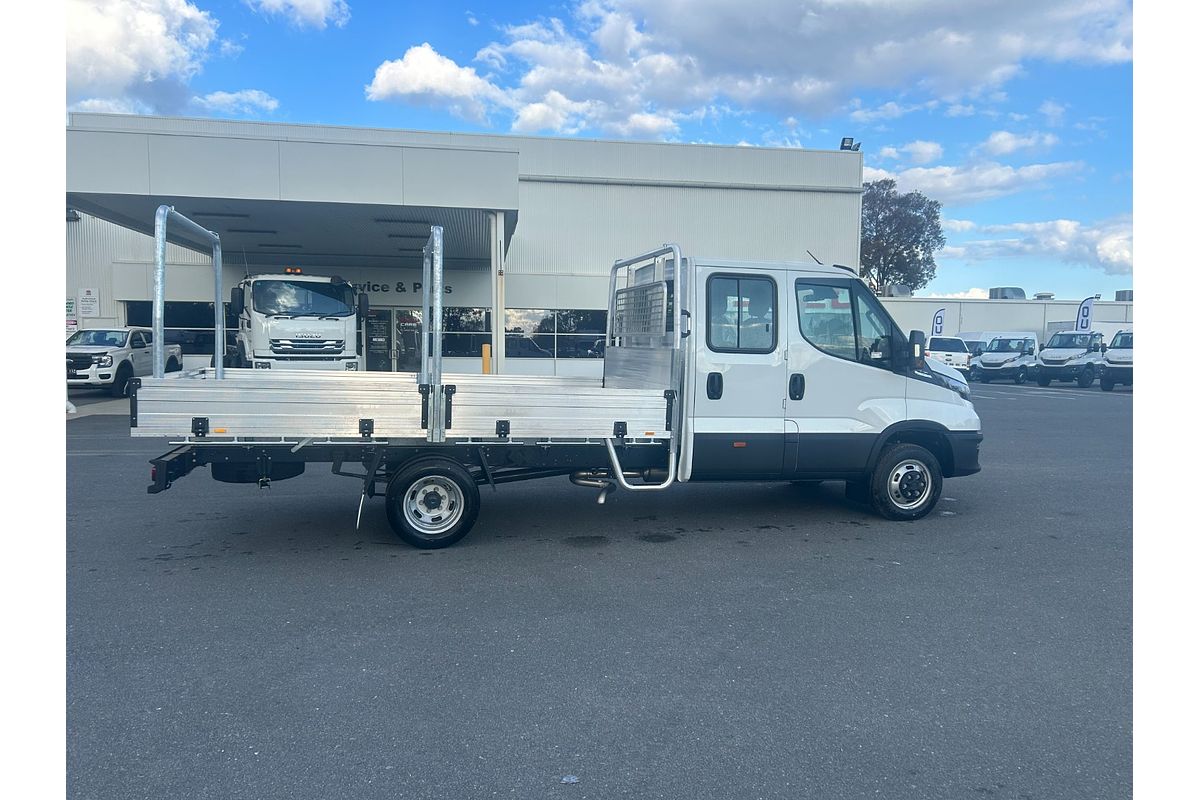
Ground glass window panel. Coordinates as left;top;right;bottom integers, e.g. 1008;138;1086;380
505;309;554;334
795;282;856;360
707;276;776;352
506;333;554;358
556;334;606;358
441;333;492;357
854;288;893;369
443;307;490;332
555;310;607;334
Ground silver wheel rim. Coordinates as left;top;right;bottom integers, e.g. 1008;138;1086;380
888;459;932;510
403;476;465;536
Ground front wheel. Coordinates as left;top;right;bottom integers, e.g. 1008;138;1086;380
1076;366;1095;388
385;458;480;549
1014;366;1028;385
1036;374;1051;387
1100;376;1115;391
108;363;133;397
968;365;980;382
869;443;943;521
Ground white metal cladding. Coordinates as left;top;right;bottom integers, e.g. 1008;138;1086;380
133;370;670;440
505;182;862;276
67;212;211;325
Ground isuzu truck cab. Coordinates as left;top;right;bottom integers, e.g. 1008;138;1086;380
1034;330;1107;387
228;272;368;371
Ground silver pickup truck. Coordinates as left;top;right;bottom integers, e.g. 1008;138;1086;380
67;327;183;397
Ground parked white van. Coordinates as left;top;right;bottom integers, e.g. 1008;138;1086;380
1099;328;1132;391
972;332;1040;384
1034;330;1107;388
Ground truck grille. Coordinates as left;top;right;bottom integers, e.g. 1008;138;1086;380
66;354;93;371
1041;357;1069;365
269;338;344;355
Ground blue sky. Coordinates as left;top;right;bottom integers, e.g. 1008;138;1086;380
65;0;1132;300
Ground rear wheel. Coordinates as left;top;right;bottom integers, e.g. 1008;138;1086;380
1100;375;1115;391
868;443;943;521
1076;366;1095;388
385;458;480;549
166;356;181;372
1036;374;1051;387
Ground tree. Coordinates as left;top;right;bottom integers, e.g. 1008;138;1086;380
860;179;946;293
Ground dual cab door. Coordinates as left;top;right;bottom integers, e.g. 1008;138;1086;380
689;266;908;480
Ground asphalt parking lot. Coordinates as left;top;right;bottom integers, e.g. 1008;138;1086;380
66;381;1131;800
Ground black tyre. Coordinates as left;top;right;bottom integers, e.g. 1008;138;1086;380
868;443;943;521
1076;366;1095;388
108;363;133;397
166;357;181;372
1036;374;1051;387
1100;376;1115;391
1014;366;1028;385
385;458;480;549
968;365;980;382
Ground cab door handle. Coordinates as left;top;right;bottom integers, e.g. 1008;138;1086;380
789;373;805;400
706;372;723;400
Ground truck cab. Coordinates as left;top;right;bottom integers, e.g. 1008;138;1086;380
973;332;1040;384
229;272;367;371
1100;328;1132;391
1035;330;1107;387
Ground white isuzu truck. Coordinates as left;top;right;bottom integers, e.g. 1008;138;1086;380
228;271;368;371
131;212;982;549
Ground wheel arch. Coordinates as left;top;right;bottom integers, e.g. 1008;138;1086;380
868;421;954;478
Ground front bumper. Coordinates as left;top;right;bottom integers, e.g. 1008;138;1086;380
249;357;360;371
1101;364;1133;384
1036;363;1088;380
945;430;983;477
978;364;1022;378
67;365;115;387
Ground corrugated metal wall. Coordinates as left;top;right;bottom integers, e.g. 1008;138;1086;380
66;213;211;325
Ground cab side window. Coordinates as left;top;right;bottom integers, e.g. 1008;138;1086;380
795;280;897;369
130;332;146;348
794;282;855;360
706;276;776;353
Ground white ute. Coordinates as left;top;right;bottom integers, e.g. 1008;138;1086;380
67;327;182;397
133;219;983;549
926;336;971;378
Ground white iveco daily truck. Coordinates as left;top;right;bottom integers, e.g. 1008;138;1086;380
132;214;982;549
227;271;368;371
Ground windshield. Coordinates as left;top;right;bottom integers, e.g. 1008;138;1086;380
252;279;355;317
929;337;967;353
986;337;1032;353
67;329;128;348
1110;332;1132;349
1046;332;1093;349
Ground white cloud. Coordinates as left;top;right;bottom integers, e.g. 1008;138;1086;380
193;89;280;114
901;140;943;164
365;43;510;123
67;0;219;113
467;12;479;26
942;219;977;233
219;38;245;58
979;130;1060;156
365;0;1130;139
879;146;900;160
950;216;1132;274
946;103;975;117
1039;99;1067;126
867;160;1085;204
245;0;350;29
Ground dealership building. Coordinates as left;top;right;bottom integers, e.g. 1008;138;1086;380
66;113;1130;373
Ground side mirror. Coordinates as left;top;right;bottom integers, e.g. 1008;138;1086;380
1039;343;1046;352
908;330;926;368
358;292;370;318
1025;347;1035;356
230;287;245;317
1100;343;1108;353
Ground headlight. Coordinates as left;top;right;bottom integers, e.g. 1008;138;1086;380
345;362;358;370
92;354;113;367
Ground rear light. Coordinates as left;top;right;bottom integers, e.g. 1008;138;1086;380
150;466;157;482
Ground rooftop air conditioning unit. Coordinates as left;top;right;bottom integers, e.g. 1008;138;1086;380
1115;290;1133;302
883;284;911;297
989;287;1026;300
1034;292;1055;300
